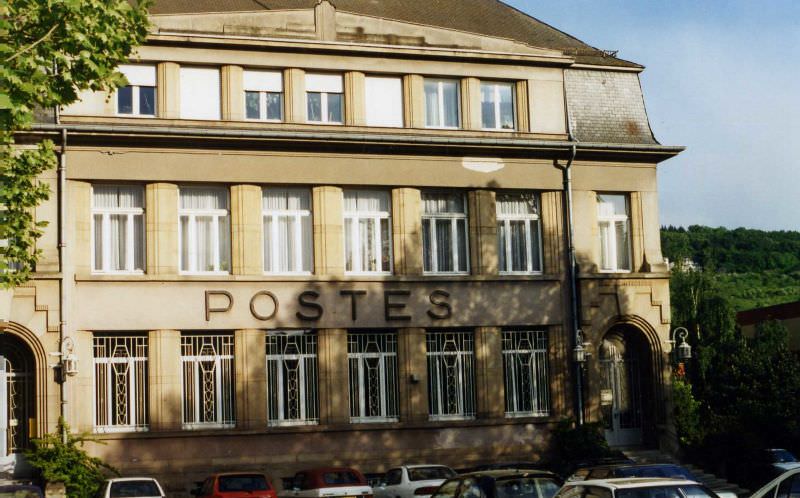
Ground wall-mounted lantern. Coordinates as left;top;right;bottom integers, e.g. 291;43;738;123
669;326;692;361
573;329;592;364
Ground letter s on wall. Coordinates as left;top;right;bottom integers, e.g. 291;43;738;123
296;290;324;321
427;289;452;319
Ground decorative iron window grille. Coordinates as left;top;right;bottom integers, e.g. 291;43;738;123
426;330;475;420
180;334;235;429
93;335;149;432
502;330;550;417
266;331;319;426
347;332;399;423
0;336;34;455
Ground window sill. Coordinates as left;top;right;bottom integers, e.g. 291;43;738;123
181;422;235;430
268;420;319;427
92;270;145;276
93;426;149;434
305;121;343;125
179;271;231;276
428;415;475;422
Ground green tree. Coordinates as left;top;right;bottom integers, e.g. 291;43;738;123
0;0;150;286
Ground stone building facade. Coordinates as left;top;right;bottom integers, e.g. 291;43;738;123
3;0;682;491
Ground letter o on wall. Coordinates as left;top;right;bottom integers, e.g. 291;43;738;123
250;291;279;321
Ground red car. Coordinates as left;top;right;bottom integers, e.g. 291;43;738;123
279;467;373;498
193;473;278;498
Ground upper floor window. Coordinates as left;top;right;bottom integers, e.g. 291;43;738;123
306;73;343;124
244;70;283;121
93;335;149;432
426;330;476;420
180;333;235;429
597;193;631;272
343;190;392;274
497;192;542;274
424;78;460;129
365;75;403;127
179;67;221;120
266;331;319;426
179;186;230;274
422;192;469;274
262;187;312;274
116;65;156;116
481;81;515;130
348;331;399;423
92;185;144;274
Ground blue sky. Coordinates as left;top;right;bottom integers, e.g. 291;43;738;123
505;0;800;231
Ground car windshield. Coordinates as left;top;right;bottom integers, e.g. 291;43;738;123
615;466;695;480
219;475;270;492
323;471;362;485
495;477;561;498
109;481;161;497
409;467;456;481
769;450;798;463
616;485;714;498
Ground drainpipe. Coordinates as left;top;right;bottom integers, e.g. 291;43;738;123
57;123;68;444
553;142;583;426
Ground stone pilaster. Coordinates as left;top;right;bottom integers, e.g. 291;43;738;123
69;330;95;433
403;75;425;128
230;184;262;276
475;327;504;419
318;329;349;425
397;328;428;422
70;181;92;276
148;330;182;431
222;65;245;121
391;188;423;276
515;80;530;132
145;183;179;275
540;191;564;276
468;190;498;275
235;329;266;429
344;71;366;126
157;62;180;119
312;186;344;277
284;68;306;123
461;77;481;130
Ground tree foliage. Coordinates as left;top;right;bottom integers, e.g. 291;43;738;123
0;0;150;286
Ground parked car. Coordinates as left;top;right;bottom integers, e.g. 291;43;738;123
374;465;456;498
0;484;43;498
279;467;372;498
431;469;562;498
554;478;721;498
566;464;737;498
749;466;800;498
469;463;547;473
97;477;165;498
745;449;800;490
193;473;277;498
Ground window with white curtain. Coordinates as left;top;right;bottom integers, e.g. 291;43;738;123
116;65;156;116
597;193;631;272
422;192;469;274
502;330;549;417
179;67;221;120
92;185;144;273
365;76;403;127
497;192;542;274
305;73;343;124
93;335;149;433
244;70;283;121
426;330;475;420
344;190;392;274
266;331;319;426
348;331;399;423
180;333;235;429
262;187;312;274
481;81;515;130
179;186;231;274
424;78;460;128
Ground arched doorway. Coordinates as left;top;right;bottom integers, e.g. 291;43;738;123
0;333;36;459
599;325;654;447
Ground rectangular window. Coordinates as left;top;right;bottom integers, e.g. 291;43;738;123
422;192;469;274
426;330;475;420
344;190;392;274
597;193;631;271
502;330;549;417
266;331;319;426
180;333;235;429
348;332;399;423
92;185;144;273
116;65;156;116
481;81;515;130
305;73;343;124
93;335;149;432
497;192;542;274
179;67;221;120
262;188;312;274
365;76;403;127
244;70;283;121
179;186;231;274
424;78;460;128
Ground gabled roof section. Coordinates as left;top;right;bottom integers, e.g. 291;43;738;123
146;0;641;68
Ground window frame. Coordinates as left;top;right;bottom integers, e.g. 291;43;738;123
180;333;236;430
92;334;149;433
262;187;313;275
502;329;550;418
179;66;222;120
178;186;231;275
243;69;284;122
421;191;470;275
480;81;516;131
343;190;393;275
496;192;543;275
115;65;157;117
91;184;145;275
305;73;344;125
364;74;404;128
596;193;632;273
424;78;461;129
426;330;476;421
266;330;319;427
347;331;399;423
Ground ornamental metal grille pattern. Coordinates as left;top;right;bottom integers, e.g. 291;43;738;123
502;330;550;417
181;334;235;429
93;335;149;432
266;331;319;426
2;359;32;454
426;331;475;420
347;332;399;422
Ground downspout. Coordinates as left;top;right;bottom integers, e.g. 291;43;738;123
57;115;69;443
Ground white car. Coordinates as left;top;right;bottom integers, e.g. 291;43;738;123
374;465;456;498
554;478;723;498
279;467;373;498
749;466;800;498
97;477;165;498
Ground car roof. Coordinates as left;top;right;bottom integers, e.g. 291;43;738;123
106;477;160;482
457;470;559;479
300;467;362;474
213;472;268;477
403;465;452;469
575;478;699;489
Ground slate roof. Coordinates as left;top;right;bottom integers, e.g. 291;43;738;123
146;0;641;68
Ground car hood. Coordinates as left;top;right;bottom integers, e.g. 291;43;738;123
774;463;800;471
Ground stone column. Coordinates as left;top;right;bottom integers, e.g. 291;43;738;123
284;68;306;124
230;184;262;276
222;65;245;121
397;328;428;422
391;188;423;276
148;330;183;431
461;77;481;130
235;329;266;429
344;71;366;127
403;75;425;128
157;62;180;119
468;190;498;275
474;327;504;419
145;183;179;275
312;186;344;277
318;329;349;425
70;181;93;276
